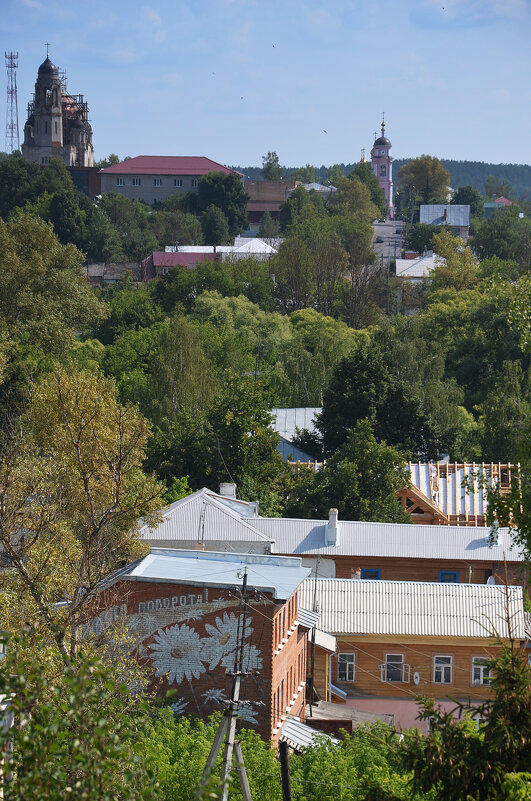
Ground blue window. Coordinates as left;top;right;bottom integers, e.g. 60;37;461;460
439;570;458;583
361;569;381;580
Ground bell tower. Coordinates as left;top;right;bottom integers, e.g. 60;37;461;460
370;114;394;219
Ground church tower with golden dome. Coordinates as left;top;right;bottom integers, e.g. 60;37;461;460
370;115;393;218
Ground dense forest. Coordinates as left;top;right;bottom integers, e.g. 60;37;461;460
235;159;531;200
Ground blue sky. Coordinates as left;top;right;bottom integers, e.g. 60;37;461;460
3;0;530;167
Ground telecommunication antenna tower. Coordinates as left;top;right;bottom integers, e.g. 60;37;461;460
5;51;19;153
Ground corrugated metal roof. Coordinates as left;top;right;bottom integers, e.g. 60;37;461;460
140;490;272;545
99;156;239;176
271;408;321;441
252;517;522;562
123;548;310;600
152;252;216;268
420;204;470;226
280;718;337;749
395;255;441;278
298;607;320;629
298;579;525;639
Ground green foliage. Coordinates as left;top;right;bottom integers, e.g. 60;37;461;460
485;174;512;199
164;475;193;504
400;642;531;800
98;192;158;260
350;161;387;216
451;184;484;218
430;229;479;291
261;151;283;181
398;155;450;203
291;164;316;183
194;171;249;237
285;419;410;522
259;208;280;238
201;203;231;245
0;635;158;800
403;222;440;253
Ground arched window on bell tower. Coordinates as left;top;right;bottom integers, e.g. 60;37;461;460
380;165;386;177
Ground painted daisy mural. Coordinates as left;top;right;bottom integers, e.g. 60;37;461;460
149;624;206;685
201;612;253;670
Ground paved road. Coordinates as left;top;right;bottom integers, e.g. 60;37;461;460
372;220;405;263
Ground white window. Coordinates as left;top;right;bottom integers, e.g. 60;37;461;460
338;653;355;682
132;177;141;187
174;178;183;187
433;655;452;684
116;177;125;186
472;657;491;685
154;178;162;187
191;178;199;187
382;654;407;682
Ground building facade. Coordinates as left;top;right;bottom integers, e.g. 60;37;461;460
22;53;94;168
86;548;310;744
99;156;241;206
370;117;393;218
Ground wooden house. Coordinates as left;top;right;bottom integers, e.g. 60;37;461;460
298;578;526;732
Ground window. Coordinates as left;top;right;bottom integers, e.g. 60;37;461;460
382;654;407;682
132;177;141;187
472;657;491;685
116;177;125;186
54;121;58;135
45;121;48;134
361;569;381;580
191;178;199;187
433;655;452;684
338;653;355;682
174;178;183;187
380;165;386;177
439;571;459;583
154;178;162;187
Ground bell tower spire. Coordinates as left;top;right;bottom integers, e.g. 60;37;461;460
370;114;394;219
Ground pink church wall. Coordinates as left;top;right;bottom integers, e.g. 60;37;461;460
345;697;462;733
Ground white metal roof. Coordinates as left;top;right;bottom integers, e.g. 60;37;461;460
395;254;441;278
140;489;270;544
123;548;310;600
298;579;525;639
271;408;321;441
280;718;338;749
420;204;471;226
251;517;522;562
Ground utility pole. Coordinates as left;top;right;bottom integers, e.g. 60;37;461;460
197;569;253;801
4;52;19;153
278;741;292;801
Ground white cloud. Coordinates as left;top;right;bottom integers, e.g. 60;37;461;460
142;5;162;26
20;0;41;7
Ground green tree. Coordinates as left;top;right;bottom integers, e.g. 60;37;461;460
350;161;387;216
195;171;249;238
93;280;163;346
399;155;450;203
98;192;157;260
261;150;283;181
326;163;345;186
200;203;230;245
485;174;512;199
94;152;121;169
430;229;479;291
291;164;316;183
0;637;158;800
403;222;440;253
328;177;379;222
451;185;484;218
258;208;280;238
279;185;327;232
0;367;162;662
285;419;410;522
400;641;531;801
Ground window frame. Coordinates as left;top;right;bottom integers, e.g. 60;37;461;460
132;177;141;187
191;178;199;188
361;569;381;580
472;657;491;686
337;653;355;682
433;654;453;684
116;177;125;186
174;178;183;187
439;570;459;583
384;653;404;683
153;178;162;187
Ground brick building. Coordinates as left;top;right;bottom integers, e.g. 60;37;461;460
87;548;311;744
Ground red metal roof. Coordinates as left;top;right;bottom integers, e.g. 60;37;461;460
100;156;241;177
152;252;217;268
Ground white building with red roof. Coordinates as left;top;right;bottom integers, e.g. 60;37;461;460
99;155;242;206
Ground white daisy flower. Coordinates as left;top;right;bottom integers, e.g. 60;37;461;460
235;703;258;726
242;644;263;672
149;624;206;685
170;698;189;715
202;688;227;705
201;613;253;670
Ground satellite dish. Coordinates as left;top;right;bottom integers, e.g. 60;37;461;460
486;576;496;586
413;672;420;686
